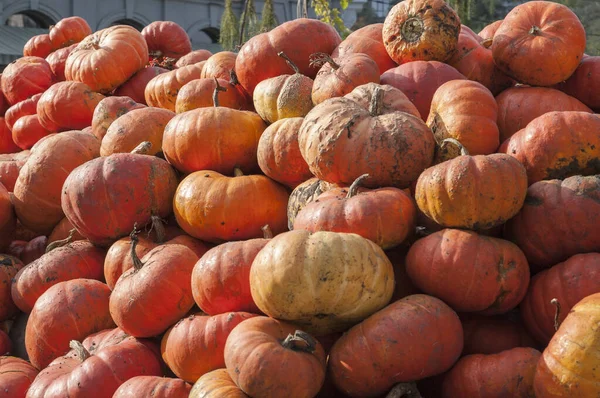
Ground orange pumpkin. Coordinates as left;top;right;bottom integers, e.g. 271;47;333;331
287;178;336;230
4;93;42;130
114;66;169;105
23;34;53;58
555;55;600;112
0;57;56;105
201;51;237;80
145;63;205;111
176;77;251;112
10;114;52;150
331;23;396;74
176;49;213;67
142;21;192;60
49;16;91;49
0;118;19;155
345;82;421;118
0;356;39;397
48;217;85;244
113;376;191;398
189;369;249;398
461;314;539;355
91;96;146;141
0;150;30;192
46;43;77;81
0;255;24;322
479;19;503;40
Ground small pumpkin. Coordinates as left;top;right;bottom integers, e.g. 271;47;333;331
91;96;146;141
201;51;237;80
331;23;396;74
555;55;600;112
48;217;85;245
479;20;503;40
114;66;169;105
176;49;212;67
49;16;91;49
0;57;55;106
23;34;53;58
11;115;52;150
0;150;30;192
0;255;24;322
4;93;42;130
46;43;77;81
145;63;204;111
287;178;336;230
176;76;251;112
142;21;192;61
190;369;249;398
0;78;7;117
8;236;48;265
0;356;39;396
113;376;191;398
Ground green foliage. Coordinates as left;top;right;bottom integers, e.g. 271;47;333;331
240;0;260;45
219;0;239;51
260;0;279;33
311;0;351;37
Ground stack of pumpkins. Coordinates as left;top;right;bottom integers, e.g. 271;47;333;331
0;0;599;396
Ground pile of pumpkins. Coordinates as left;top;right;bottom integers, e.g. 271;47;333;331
0;0;599;396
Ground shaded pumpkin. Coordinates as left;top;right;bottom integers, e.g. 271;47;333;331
0;330;10;355
331;23;396;74
8;236;48;265
113;376;191;398
47;217;85;244
114;66;169;105
0;57;55;106
176;77;251;113
49;16;91;49
161;312;258;383
11;114;52;150
0;356;39;397
329;294;463;397
461;313;539;355
287;178;336;230
0;182;15;252
0;118;19;155
189;369;249;398
385;246;421;302
176;49;212;67
491;1;586;86
0;150;30;191
4;93;42;130
0;255;24;322
144;63;204;111
45;43;77;81
91;96;146;141
0;77;8;116
23;34;53;58
555;55;600;112
8;311;29;360
499;111;600;184
142;21;192;60
479;19;503;40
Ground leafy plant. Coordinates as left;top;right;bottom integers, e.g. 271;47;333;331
219;0;239;51
309;0;351;37
260;0;279;32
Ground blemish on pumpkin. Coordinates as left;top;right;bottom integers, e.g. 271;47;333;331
524;195;543;206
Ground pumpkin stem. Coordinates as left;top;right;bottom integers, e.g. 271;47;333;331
277;52;300;75
281;330;317;353
309;52;340;70
229;70;240;86
346;174;370;198
261;224;273;239
233;167;244;177
131;141;152;155
130;224;144;271
149;215;166;244
369;86;384;117
212;77;227;107
481;38;493;49
434;138;470;164
529;26;542;36
551;298;562;331
45;229;76;253
69;340;91;362
385;382;423;398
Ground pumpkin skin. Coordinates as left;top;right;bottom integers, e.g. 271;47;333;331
201;52;237;80
11;115;52;150
37;81;105;132
250;230;395;335
0;150;29;191
382;0;461;65
479;19;503;40
496;87;592;143
415;154;528;230
0;330;11;355
26;327;162;398
190;369;249;398
91;96;146;141
176;77;251;112
461;314;538;355
101;107;175;156
0;118;20;155
23;34;53;58
534;293;600;396
235;18;341;96
287;178;336;230
114;66;169;105
492;1;585;86
49;16;91;49
9;236;48;266
299;85;436;189
11;241;106;313
555;56;600;112
161;312;258;383
176;49;212;67
142;21;192;60
257;118;313;189
48;217;85;244
0;182;15;252
329;294;463;397
294;175;416;249
110;243;199;337
521;253;600;346
441;347;542;398
428;80;500;155
224;316;327;398
0;57;55;106
61;153;178;247
332;23;396;74
406;229;530;314
500;111;600;184
163;107;266;175
13;130;100;235
113;376;191;398
0;79;7;116
65;25;149;93
25;278;115;369
145;63;205;111
345;82;421;118
380;61;466;121
0;255;24;322
4;93;42;130
0;356;39;397
174;170;289;243
46;43;77;81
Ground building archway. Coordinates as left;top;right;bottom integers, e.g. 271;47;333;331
201;27;220;43
4;10;55;28
111;18;145;31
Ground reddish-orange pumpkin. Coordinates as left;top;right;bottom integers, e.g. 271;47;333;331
114;66;169;105
37;81;105;132
144;63;205;111
65;25;149;93
0;182;15;252
49;16;91;49
26;328;162;398
491;1;586;86
555;56;600;112
0;56;55;105
461;314;538;355
0;117;20;154
201;51;237;80
24;34;53;58
25;278;116;369
329;294;463;397
0;255;24;322
176;49;212;67
142;21;192;60
176;77;251;112
8;236;48;265
48;217;85;244
0;329;11;354
113;376;192;398
0;77;8;116
380;61;466;120
45;43;77;81
4;93;42;130
345;82;421;117
0;356;39;396
331;23;396;73
479;19;503;40
161;312;258;382
0;150;29;191
91;96;146;141
235;19;341;96
189;369;249;398
11;114;52;150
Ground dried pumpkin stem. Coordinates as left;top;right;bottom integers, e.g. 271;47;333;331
385;382;423;398
439;138;470;156
529;25;542;36
281;330;317;353
229;70;241;86
233;167;244;177
309;52;340;70
131;141;152;155
347;174;370;198
481;38;493;49
149;215;166;244
369;87;384;117
45;229;76;253
130;224;144;271
212;77;228;108
69;340;91;362
261;224;273;239
277;51;300;74
551;298;561;331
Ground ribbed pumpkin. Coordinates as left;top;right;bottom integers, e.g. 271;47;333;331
8;236;48;266
201;51;237;80
161;312;257;382
0;57;55;105
190;369;249;398
48;217;85;244
0;78;7;116
46;43;77;81
299;84;436;189
441;347;541;397
100;107;175;156
11;241;106;313
23;34;53;58
11;115;52;150
329;294;463;397
294;174;416;249
0;356;39;397
174;169;289;243
25;279;115;369
345;82;421;118
331;23;396;74
0;118;19;155
224;316;327;398
500;111;600;184
37;81;105;132
65;25;149;93
496;87;592;143
415;153;527;230
287;178;336;230
142;21;192;60
250;230;395;335
0;150;29;192
427;79;499;155
49;16;91;49
534;293;600;396
26;328;162;398
555;55;600;112
0;255;24;322
114;66;169;105
479;19;503;40
382;0;461;64
113;376;192;398
0;182;14;252
91;96;146;141
144;63;204;111
61;146;178;246
176;77;251;113
406;229;530;314
176;49;212;67
13;130;100;235
4;93;42;130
